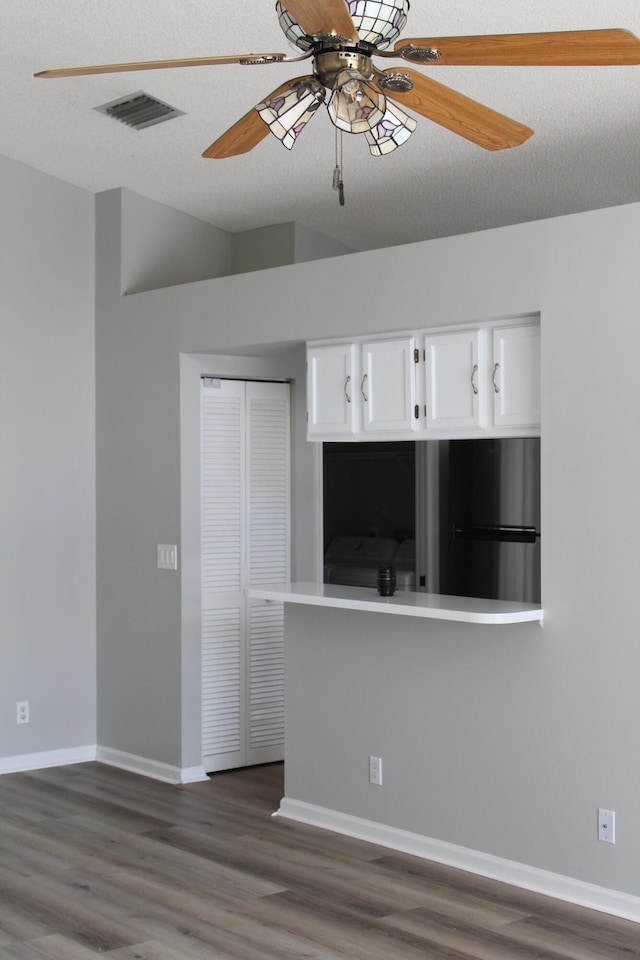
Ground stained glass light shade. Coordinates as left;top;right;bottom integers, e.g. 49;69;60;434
275;0;410;51
257;78;326;149
275;2;314;51
365;101;416;155
346;0;410;48
328;69;386;134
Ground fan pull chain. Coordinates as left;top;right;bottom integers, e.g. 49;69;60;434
332;128;345;206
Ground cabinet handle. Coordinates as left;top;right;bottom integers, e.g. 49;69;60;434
492;362;501;393
471;363;479;395
361;374;369;402
344;375;351;404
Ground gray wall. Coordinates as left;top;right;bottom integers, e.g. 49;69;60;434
94;190;640;901
0;156;96;763
293;223;353;264
230;223;295;275
1;158;636;900
230;221;352;275
120;188;232;294
118;193;354;286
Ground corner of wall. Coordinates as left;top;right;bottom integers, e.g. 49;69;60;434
230;223;296;275
293;222;355;263
119;188;232;293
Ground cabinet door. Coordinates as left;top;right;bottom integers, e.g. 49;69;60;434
424;330;481;431
307;343;357;437
492;324;540;429
361;337;418;433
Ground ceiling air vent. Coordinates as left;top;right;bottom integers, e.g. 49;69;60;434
95;91;185;130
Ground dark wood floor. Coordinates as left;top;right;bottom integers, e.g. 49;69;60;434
0;761;637;959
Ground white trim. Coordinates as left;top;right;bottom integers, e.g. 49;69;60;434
179;764;210;783
276;797;640;924
96;746;209;784
0;744;96;775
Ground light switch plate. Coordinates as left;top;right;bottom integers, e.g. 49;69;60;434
157;544;178;570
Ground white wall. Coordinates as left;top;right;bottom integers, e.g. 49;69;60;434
0;156;96;768
94;190;640;906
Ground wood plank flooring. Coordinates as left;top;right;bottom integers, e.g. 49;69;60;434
0;762;637;959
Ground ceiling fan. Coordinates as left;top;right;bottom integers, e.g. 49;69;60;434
36;0;640;163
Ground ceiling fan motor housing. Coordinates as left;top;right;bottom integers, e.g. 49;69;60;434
313;49;375;87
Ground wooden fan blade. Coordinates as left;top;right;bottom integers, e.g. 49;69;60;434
202;76;312;159
394;28;640;66
384;69;533;151
35;53;288;78
279;0;359;42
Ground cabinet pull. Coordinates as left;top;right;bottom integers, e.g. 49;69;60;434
471;363;479;395
344;375;352;404
361;373;369;402
492;362;501;393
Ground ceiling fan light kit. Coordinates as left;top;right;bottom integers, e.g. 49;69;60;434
327;68;386;133
365;100;416;155
257;78;326;150
274;0;410;50
35;0;640;196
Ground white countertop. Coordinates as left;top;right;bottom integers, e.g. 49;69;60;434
248;582;543;625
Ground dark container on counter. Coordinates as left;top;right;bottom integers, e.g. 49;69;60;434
377;566;396;597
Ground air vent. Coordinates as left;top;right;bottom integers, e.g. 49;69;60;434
95;91;185;130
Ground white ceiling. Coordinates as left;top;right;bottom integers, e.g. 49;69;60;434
2;1;640;252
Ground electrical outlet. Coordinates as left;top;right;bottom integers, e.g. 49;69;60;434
598;808;615;843
369;755;382;786
17;701;29;724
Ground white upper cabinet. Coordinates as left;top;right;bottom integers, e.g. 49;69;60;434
307;342;358;437
307;317;540;441
491;324;541;429
361;336;418;434
424;329;482;432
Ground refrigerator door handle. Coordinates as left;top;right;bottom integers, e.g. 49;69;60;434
453;523;539;544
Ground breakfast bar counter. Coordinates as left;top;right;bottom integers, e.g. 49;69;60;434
248;582;543;625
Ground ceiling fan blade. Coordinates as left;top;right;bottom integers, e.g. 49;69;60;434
35;52;291;79
202;77;313;159
279;0;359;42
383;69;533;151
394;28;640;66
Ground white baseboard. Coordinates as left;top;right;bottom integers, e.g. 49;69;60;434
0;743;208;785
179;764;211;783
0;744;97;775
96;746;209;784
276;797;640;925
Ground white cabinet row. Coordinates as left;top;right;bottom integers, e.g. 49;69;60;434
307;321;540;441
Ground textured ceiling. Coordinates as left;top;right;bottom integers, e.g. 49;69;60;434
2;0;640;251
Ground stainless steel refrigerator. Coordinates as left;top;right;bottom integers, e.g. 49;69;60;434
441;438;541;604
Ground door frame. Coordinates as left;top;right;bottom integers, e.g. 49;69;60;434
179;348;316;775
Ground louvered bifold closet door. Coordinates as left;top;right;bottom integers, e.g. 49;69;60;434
201;379;246;772
201;378;290;773
246;382;290;766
